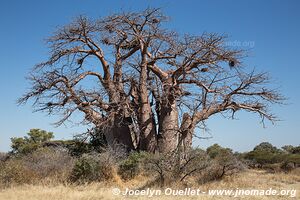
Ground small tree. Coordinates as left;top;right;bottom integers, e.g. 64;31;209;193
245;142;284;166
253;142;281;154
69;151;117;183
207;143;232;159
11;129;54;154
282;145;295;154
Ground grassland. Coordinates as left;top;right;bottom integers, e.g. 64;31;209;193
0;169;299;200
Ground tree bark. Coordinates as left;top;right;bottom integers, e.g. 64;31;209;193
103;114;135;151
158;80;179;153
157;98;179;154
138;57;157;152
179;113;193;153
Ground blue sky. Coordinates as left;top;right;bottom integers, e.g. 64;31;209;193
0;0;299;152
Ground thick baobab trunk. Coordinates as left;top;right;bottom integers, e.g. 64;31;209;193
103;115;135;151
157;100;179;154
138;61;157;152
138;102;157;152
83;110;134;151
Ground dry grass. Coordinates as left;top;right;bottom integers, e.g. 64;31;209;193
0;169;299;200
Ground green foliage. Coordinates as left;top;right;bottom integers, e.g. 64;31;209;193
291;146;300;154
282;145;294;154
40;139;98;157
244;142;296;167
253;142;281;154
245;142;281;165
214;148;235;166
286;154;300;164
206;144;233;159
118;151;149;180
64;130;108;156
69;153;113;183
27;129;54;142
245;150;287;165
3;133;299;188
11;129;54;155
62;140;93;157
281;145;300;154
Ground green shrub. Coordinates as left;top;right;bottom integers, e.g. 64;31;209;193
207;144;233;159
282;145;295;154
282;145;300;154
245;150;285;166
69;153;113;183
291;146;300;154
118;151;149;180
58;139;93;157
243;142;300;172
253;142;281;154
286;154;300;165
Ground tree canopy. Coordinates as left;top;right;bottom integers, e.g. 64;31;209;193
19;8;284;154
11;129;54;154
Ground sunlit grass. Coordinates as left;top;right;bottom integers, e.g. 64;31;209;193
0;169;299;200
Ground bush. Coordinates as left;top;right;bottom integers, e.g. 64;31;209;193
244;142;287;168
244;143;300;172
291;146;300;154
0;147;74;187
253;142;281;154
0;159;37;187
207;144;232;159
67;140;93;156
199;147;245;183
262;163;281;173
281;162;296;172
286;154;300;164
282;145;294;154
0;152;8;162
69;152;114;183
141;152;173;187
174;149;210;182
118;151;149;180
280;154;300;172
142;149;210;186
245;150;285;166
140;147;243;187
22;147;74;180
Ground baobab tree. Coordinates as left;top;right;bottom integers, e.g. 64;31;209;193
19;8;284;154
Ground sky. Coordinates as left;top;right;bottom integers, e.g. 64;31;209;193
0;0;299;152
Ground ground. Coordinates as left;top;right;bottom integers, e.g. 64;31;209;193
0;169;299;200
